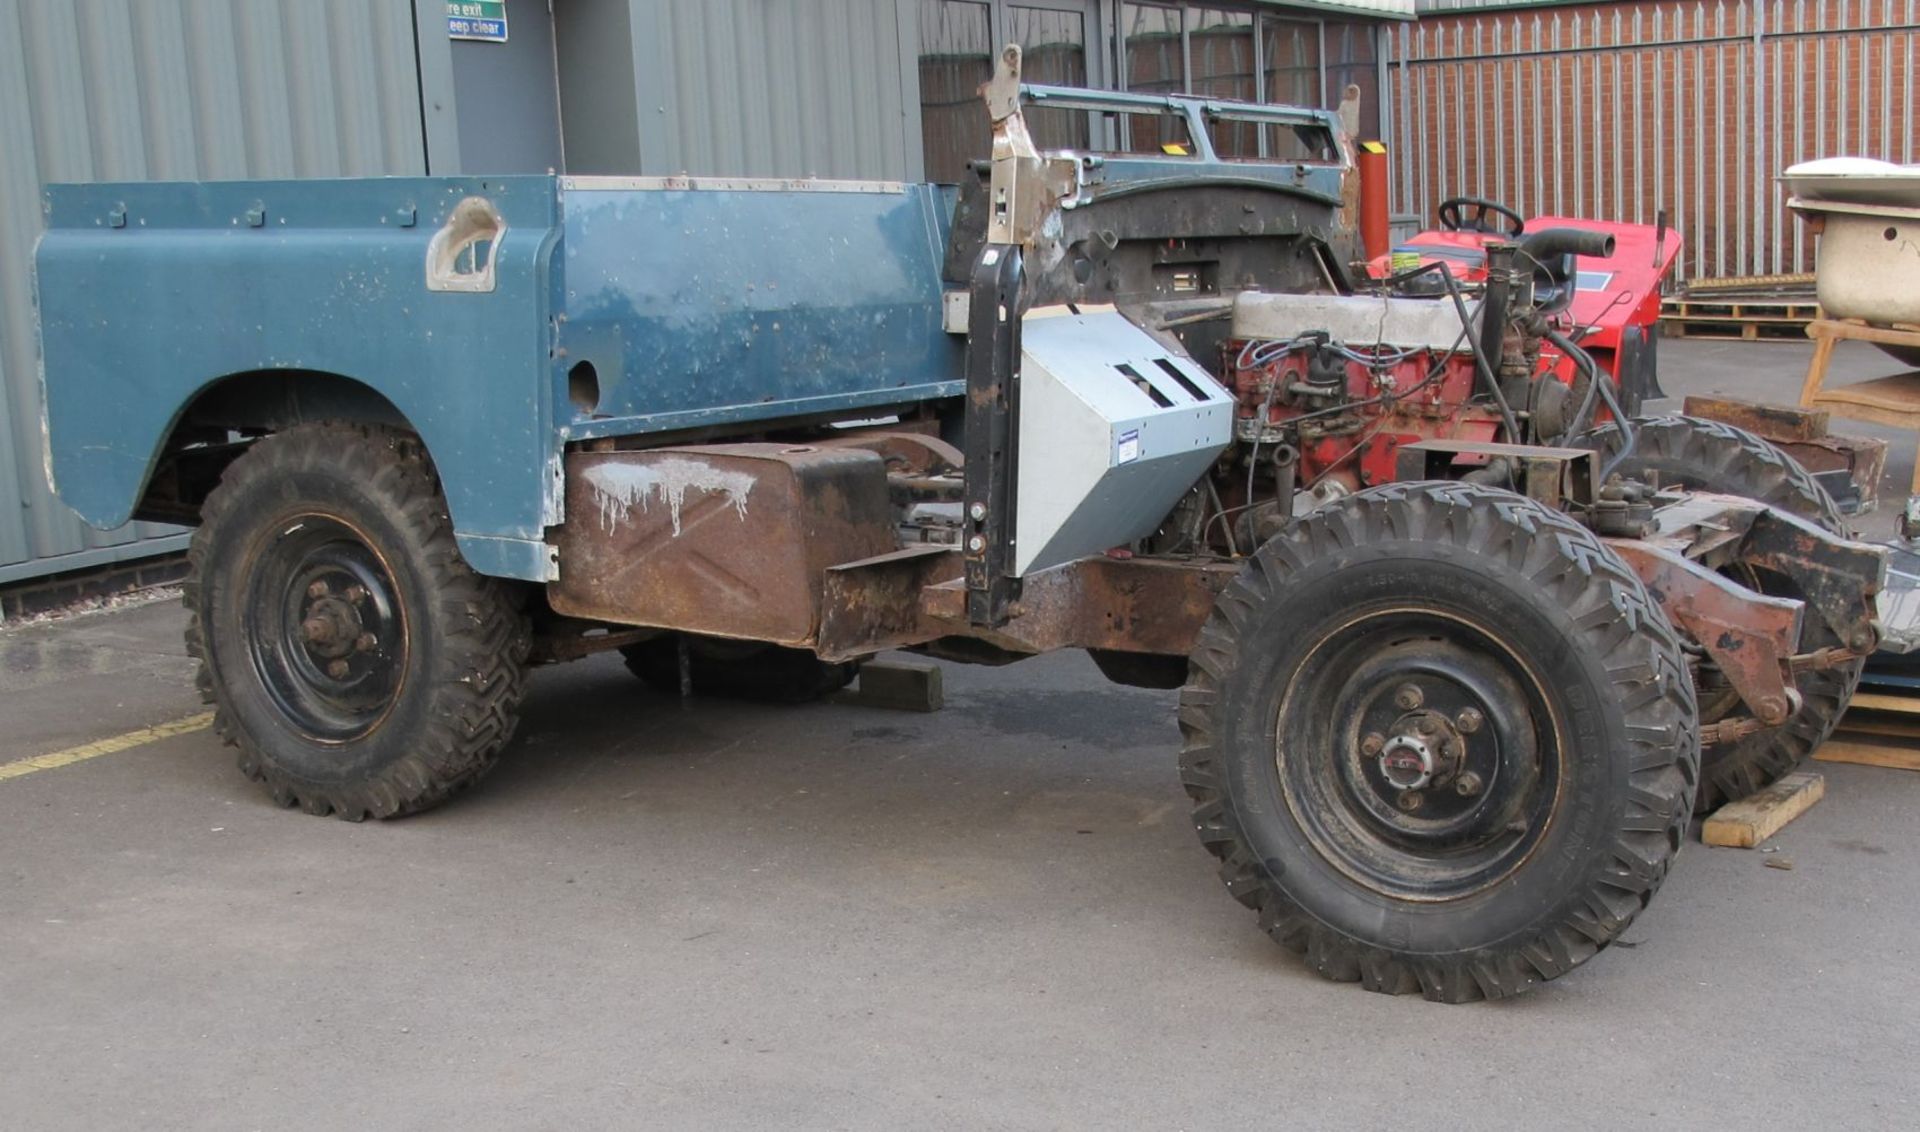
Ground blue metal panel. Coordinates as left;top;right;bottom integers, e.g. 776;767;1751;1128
36;174;969;584
554;177;963;440
36;176;561;581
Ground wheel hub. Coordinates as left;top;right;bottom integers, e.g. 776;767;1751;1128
1354;681;1494;831
1371;705;1473;794
300;594;364;659
1276;615;1558;902
247;515;408;742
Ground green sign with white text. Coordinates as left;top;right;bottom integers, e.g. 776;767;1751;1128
448;0;507;43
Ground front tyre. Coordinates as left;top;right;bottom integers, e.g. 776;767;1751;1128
1180;482;1698;1001
184;423;530;820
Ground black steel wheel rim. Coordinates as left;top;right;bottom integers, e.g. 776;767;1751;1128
245;513;409;743
1274;606;1563;902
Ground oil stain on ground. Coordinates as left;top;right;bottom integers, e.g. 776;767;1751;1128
945;687;1175;749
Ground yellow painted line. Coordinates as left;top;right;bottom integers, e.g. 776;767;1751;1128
0;711;215;783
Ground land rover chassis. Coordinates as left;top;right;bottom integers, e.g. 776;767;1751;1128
36;46;1884;1002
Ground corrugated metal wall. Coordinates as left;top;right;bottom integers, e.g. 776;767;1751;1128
632;0;920;181
1387;0;1920;283
0;0;429;585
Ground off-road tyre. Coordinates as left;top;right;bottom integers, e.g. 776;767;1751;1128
1579;414;1861;810
620;635;858;703
1180;482;1698;1002
183;423;530;820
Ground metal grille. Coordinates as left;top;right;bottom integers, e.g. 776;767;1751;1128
1388;0;1920;282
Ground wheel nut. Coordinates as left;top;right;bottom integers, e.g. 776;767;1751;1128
326;659;351;679
1416;717;1440;736
1455;771;1484;796
307;580;331;599
1393;683;1423;710
354;632;378;653
1360;732;1385;756
343;585;369;604
1396;791;1423;812
1456;707;1483;733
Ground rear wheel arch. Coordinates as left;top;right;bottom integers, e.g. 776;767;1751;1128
135;369;420;525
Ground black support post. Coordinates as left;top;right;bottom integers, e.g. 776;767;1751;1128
962;244;1024;628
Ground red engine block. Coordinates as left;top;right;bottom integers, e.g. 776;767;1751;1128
1226;341;1505;497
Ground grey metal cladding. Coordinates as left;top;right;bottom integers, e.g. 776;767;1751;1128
0;0;427;583
633;0;920;181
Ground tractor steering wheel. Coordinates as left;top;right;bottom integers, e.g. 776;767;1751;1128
1436;196;1526;238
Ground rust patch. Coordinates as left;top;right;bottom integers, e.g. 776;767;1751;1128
919;556;1240;657
548;444;895;646
1681;394;1830;442
817;545;963;662
1606;537;1803;724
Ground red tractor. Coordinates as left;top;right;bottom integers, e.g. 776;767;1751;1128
1368;196;1680;400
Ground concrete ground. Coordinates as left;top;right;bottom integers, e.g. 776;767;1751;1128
3;339;1918;1130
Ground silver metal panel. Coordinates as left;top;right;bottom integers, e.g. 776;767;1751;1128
1014;310;1231;576
0;0;427;582
632;0;920;181
1386;0;1920;282
1233;291;1479;351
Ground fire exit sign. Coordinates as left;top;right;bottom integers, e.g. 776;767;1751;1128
447;0;507;42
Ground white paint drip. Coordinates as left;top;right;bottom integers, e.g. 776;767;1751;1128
583;459;756;536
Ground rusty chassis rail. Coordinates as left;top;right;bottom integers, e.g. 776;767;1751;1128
814;548;1238;664
1605;490;1884;743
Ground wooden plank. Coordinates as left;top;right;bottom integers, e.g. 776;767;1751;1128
1684;271;1817;292
1847;691;1920;716
1701;771;1826;848
1807;371;1920;408
1806;318;1920;348
1832;714;1920;740
1805;395;1920;431
1817;739;1920;772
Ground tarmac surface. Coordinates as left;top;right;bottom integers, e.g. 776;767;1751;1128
2;339;1918;1129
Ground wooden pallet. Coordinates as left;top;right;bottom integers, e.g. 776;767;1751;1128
1821;689;1920;772
1662;297;1822;321
1659;294;1822;342
1661;317;1819;342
